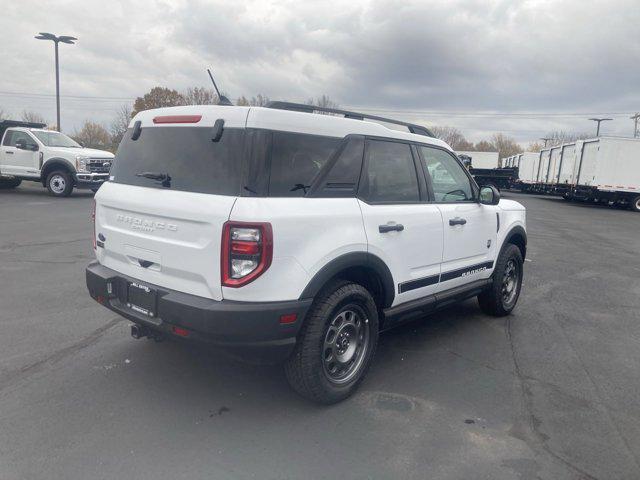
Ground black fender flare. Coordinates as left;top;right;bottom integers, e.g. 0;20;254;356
299;251;395;308
501;225;527;259
41;158;76;185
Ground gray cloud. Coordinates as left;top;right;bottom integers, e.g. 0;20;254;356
1;0;639;143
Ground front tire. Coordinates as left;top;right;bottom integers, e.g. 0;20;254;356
0;178;21;189
46;170;73;197
478;243;523;316
285;281;379;404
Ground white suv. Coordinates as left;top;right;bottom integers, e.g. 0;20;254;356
86;102;526;403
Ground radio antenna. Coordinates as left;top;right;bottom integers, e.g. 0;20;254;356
207;69;233;106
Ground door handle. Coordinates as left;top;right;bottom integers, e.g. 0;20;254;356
5;151;13;154
379;223;404;233
449;217;467;226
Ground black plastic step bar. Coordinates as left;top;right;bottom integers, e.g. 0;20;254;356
265;101;434;138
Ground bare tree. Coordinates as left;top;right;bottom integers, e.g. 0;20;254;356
0;107;5;120
183;87;217;105
491;133;522;159
72;121;112;151
110;104;133;150
235;94;270;107
21;110;46;124
527;141;544;152
430;126;474;151
306;94;339;110
543;130;590;147
474;140;495;152
249;94;270;107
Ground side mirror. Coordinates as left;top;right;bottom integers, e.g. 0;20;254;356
479;185;500;205
15;139;27;150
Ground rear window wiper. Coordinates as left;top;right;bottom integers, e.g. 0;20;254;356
290;183;311;194
136;171;172;188
136;172;169;181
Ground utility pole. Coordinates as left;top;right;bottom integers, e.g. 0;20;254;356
539;137;552;147
630;113;640;138
589;118;612;137
35;32;77;132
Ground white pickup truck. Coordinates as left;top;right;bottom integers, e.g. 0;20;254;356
0;120;114;196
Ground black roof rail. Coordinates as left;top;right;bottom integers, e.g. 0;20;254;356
265;101;434;138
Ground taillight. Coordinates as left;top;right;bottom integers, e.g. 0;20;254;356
91;199;96;250
221;222;273;287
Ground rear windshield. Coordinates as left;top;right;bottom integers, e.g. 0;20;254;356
111;127;244;195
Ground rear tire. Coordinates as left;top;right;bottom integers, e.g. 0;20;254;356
46;170;73;197
478;243;523;316
0;178;21;189
284;280;379;404
630;195;640;212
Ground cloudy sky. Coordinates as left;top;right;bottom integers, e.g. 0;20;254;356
1;0;639;144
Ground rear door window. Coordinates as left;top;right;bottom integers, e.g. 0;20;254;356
268;131;341;197
359;140;420;203
111;127;245;195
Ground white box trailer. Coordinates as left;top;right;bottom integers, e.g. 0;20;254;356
570;136;640;211
536;149;551;183
457;151;499;169
546;146;562;183
557;143;577;185
517;152;540;186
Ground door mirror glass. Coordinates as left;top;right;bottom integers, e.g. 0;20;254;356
480;185;500;205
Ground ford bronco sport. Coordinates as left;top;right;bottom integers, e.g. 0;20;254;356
86;102;526;404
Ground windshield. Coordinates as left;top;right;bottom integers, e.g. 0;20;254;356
32;131;81;148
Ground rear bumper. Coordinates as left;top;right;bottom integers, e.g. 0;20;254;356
75;173;109;189
86;261;312;363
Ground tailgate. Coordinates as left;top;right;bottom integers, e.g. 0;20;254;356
95;182;235;300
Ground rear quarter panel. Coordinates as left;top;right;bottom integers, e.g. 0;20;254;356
224;197;367;302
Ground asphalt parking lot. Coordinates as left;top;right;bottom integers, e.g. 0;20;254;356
1;183;639;480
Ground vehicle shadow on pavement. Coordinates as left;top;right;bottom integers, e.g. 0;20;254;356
106;298;496;411
0;184;94;198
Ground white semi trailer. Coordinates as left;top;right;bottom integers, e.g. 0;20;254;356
531;137;640;211
514;152;540;190
456;151;499;169
570;136;640;211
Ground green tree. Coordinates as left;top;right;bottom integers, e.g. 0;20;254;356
132;87;185;116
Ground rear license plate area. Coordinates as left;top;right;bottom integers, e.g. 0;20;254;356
127;282;157;320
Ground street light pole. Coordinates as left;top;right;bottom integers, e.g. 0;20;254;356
630;113;640;138
35;32;77;132
54;41;60;131
589;118;612;137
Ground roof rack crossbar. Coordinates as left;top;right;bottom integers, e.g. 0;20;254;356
265;101;434;137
